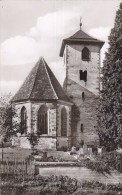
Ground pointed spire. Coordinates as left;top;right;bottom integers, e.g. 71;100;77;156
80;16;82;30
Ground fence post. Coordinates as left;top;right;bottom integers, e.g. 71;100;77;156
7;158;9;179
1;141;3;164
25;160;27;175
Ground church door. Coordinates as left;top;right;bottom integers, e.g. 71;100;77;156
38;105;48;135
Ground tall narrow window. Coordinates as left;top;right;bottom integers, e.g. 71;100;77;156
82;47;90;61
61;107;67;136
82;92;85;100
38;105;48;135
21;106;27;135
81;124;83;132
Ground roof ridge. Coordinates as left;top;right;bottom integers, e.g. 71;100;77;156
42;58;58;100
11;62;39;102
28;59;40;99
69;29;94;40
69;78;97;96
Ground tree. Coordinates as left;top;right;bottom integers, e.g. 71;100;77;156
0;93;20;141
97;3;122;151
27;133;39;154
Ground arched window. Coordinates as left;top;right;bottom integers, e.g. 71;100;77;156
61;107;67;136
82;47;90;61
21;106;27;135
38;105;48;135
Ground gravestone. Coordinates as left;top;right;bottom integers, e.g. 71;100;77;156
79;147;84;156
98;147;103;156
71;146;77;154
83;144;88;155
88;147;92;156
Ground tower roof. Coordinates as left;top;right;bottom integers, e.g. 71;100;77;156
12;57;70;103
60;29;104;57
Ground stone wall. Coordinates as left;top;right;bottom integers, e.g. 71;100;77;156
65;44;100;95
13;101;31;134
13;101;72;150
68;80;99;147
56;103;72;149
38;166;122;184
31;102;57;134
36;137;56;150
20;136;31;149
63;43;101;147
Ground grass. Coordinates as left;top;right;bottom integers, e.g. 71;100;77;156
0;147;122;194
0;147;32;161
0;147;77;162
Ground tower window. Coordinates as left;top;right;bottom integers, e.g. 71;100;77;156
81;124;83;132
82;47;90;61
79;70;87;82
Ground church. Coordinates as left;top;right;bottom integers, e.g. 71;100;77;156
12;24;104;150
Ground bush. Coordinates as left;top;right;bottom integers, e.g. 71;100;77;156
1;175;122;195
0;141;12;148
78;151;122;173
96;151;122;173
79;158;110;173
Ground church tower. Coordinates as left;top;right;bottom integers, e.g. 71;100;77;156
60;23;104;147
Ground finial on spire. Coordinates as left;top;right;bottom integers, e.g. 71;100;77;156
80;17;82;30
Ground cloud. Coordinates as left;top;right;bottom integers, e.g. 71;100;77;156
0;80;22;94
0;11;112;95
89;27;111;41
0;10;111;68
89;27;111;64
0;11;79;66
29;11;79;38
0;36;41;66
49;61;65;85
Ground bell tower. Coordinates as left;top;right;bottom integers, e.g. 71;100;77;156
60;23;104;147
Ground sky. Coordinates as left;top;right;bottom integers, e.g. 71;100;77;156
0;0;121;95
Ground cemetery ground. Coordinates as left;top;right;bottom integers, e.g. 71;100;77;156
0;146;122;194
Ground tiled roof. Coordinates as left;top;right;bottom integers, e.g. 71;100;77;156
60;29;104;57
68;30;97;40
12;57;70;103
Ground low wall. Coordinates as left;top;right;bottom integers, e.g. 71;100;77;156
36;164;122;184
35;137;56;150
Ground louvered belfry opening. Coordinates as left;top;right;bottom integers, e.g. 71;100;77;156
61;107;67;136
21;106;27;135
38;105;48;135
82;47;90;61
80;70;87;82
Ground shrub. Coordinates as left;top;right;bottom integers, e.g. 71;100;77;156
79;158;110;173
96;151;122;173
